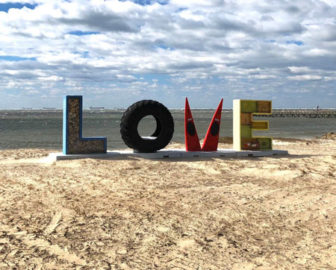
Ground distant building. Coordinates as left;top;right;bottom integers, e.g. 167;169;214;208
89;106;105;110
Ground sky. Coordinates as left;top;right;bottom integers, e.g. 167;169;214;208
0;0;335;109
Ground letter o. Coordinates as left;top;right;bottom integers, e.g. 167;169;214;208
120;100;174;152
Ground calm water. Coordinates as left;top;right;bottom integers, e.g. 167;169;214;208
0;110;335;150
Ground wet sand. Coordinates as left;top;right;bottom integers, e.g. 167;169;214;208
0;137;335;269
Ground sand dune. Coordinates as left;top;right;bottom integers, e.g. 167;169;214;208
0;137;335;269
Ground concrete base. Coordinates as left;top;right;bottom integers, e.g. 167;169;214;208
50;149;288;161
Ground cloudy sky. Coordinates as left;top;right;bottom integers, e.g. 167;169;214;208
0;0;335;109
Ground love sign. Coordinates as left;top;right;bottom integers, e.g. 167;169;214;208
62;96;272;155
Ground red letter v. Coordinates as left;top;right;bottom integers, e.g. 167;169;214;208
184;98;223;152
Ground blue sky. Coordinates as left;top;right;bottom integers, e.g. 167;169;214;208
0;2;37;12
0;0;335;109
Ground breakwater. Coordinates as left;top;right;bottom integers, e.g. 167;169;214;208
256;109;336;118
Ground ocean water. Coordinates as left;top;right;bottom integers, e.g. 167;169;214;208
0;110;335;150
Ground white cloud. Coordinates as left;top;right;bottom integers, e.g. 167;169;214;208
38;75;64;81
288;75;322;81
0;0;335;108
288;66;311;73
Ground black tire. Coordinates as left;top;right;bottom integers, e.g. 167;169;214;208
120;100;174;152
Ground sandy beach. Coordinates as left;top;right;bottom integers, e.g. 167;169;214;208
0;136;335;270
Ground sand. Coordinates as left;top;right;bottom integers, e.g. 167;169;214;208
0;137;335;270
